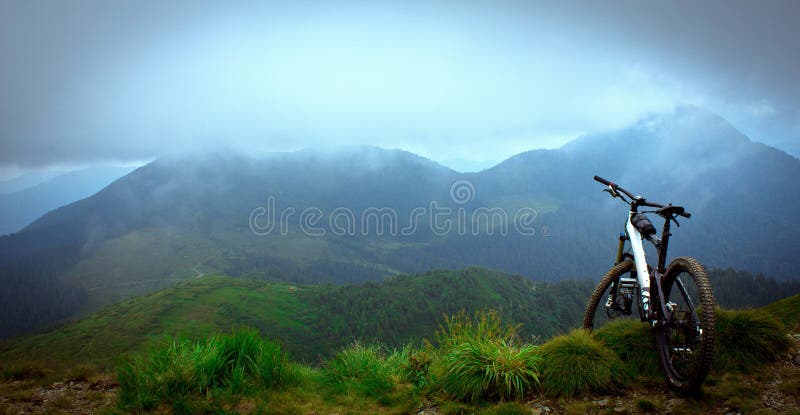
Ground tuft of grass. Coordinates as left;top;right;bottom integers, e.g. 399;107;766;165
713;308;793;372
434;310;516;352
116;327;296;412
427;310;541;403
539;329;626;397
438;339;540;402
322;342;399;398
593;319;660;378
403;347;433;389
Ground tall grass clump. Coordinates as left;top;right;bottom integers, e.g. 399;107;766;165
430;310;541;402
439;339;540;402
322;342;399;398
713;308;792;372
593;319;660;378
116;328;296;411
539;329;626;397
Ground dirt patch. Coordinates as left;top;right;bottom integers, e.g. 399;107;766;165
0;378;117;414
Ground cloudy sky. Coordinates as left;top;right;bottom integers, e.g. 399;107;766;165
1;0;798;175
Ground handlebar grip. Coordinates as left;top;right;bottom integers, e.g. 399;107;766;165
671;206;691;218
594;175;612;186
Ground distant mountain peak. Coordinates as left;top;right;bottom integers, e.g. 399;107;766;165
560;106;752;156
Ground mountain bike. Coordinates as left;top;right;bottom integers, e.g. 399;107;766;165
583;176;715;393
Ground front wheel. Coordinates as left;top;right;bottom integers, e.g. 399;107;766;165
655;257;715;393
583;259;638;331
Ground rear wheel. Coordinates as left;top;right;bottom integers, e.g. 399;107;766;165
583;259;640;331
655;257;715;393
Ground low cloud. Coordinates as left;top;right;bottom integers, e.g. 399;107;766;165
1;0;798;168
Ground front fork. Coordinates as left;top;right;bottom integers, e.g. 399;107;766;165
610;231;667;323
615;232;627;265
606;233;636;316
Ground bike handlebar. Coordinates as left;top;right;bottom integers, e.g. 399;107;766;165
594;175;636;200
593;175;612;186
593;175;691;218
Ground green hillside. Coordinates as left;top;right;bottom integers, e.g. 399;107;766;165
0;268;595;368
4;267;799;372
762;292;800;331
0;276;316;369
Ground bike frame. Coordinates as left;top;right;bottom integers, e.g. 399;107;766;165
620;203;678;324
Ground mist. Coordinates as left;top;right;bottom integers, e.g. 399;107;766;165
1;0;799;175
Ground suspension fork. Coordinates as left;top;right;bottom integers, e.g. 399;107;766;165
609;232;630;299
615;232;628;265
605;232;635;314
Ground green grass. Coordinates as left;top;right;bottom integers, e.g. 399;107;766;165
116;328;297;412
2;273;799;414
63;363;97;382
593;319;660;378
762;293;800;331
0;276;320;370
3;293;799;415
713;307;793;372
708;373;764;413
592;307;794;376
539;329;626;397
429;311;541;403
0;269;597;371
322;342;401;399
62;228;223;313
438;339;540;402
1;361;51;381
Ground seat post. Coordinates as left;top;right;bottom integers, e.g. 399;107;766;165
657;218;672;273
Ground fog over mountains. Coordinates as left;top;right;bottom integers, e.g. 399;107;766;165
0;107;798;338
0;166;134;235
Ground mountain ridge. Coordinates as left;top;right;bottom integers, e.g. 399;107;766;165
1;107;799;338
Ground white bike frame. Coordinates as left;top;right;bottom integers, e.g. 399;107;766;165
625;212;651;293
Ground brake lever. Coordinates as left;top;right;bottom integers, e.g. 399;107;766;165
603;186;619;198
671;216;680;227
